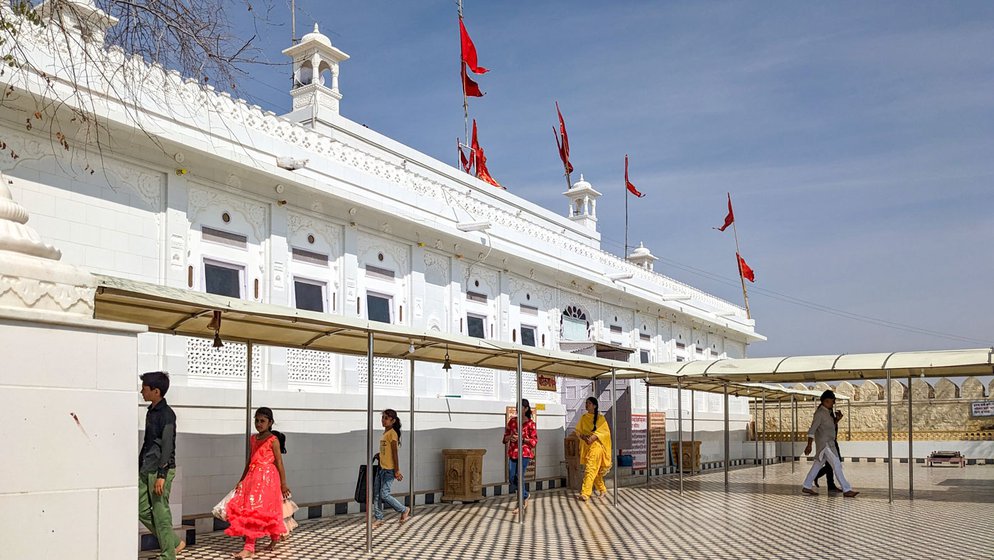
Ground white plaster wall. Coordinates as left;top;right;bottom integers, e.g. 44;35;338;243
5;152;163;284
835;440;993;459
159;386;567;515
0;318;141;560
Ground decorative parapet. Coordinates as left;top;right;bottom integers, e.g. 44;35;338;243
835;381;855;398
857;380;882;402
911;379;935;400
761;430;994;442
935;378;960;399
962;378;985;399
755;377;994;441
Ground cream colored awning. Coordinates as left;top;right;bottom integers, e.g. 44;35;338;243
92;275;854;403
624;349;994;384
93;275;666;381
626;374;841;402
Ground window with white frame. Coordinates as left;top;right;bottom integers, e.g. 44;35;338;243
367;293;392;323
561;305;588;341
640;350;650;364
293;278;326;313
204;260;243;298
520;325;537;347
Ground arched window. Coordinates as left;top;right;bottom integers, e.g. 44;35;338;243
296;62;314;87
561;305;589;341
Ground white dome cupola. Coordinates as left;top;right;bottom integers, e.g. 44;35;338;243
282;23;350;119
627;242;658;271
562;174;601;232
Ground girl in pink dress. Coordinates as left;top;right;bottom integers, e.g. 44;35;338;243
225;407;291;558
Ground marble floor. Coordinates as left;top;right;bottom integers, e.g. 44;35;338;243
156;461;994;559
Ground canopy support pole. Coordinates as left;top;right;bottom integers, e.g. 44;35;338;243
646;380;651;488
611;368;619;506
516;354;524;522
677;377;684;495
908;372;914;501
753;399;758;462
365;333;374;554
790;395;796;474
778;400;783;465
761;391;766;479
886;368;894;504
847;398;852;441
409;358;416;515
690;390;695;474
244;341;253;463
723;382;729;490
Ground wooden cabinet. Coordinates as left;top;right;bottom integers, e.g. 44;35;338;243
670;441;701;473
441;449;487;502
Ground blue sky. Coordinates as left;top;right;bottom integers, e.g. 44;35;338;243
231;1;994;357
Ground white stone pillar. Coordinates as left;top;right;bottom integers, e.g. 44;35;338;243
0;173;145;559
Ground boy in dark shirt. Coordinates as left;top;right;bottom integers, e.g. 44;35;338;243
139;371;184;559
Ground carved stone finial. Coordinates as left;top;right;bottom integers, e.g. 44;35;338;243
0;172;96;316
0;175;61;260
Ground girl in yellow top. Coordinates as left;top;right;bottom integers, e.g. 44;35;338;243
574;396;612;501
373;409;410;526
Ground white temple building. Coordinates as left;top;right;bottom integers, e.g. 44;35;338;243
0;3;766;555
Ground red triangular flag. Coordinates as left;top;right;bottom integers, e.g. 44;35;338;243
717;193;734;231
462;64;484;97
737;252;755;283
625;155;644;198
459;18;488;75
554;101;574;175
471;120;503;189
471;119;481;155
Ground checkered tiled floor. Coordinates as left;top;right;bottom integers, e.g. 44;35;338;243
156;463;994;559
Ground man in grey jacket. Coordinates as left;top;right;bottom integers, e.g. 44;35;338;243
802;390;858;497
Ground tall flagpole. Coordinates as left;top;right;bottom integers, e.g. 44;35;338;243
730;201;752;319
458;0;469;161
624;176;629;259
290;0;297;86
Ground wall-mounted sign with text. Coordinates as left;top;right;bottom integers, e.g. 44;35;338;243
970;400;994;417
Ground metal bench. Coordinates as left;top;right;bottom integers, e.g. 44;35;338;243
926;451;965;468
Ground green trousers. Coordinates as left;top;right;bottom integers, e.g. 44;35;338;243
139;470;178;560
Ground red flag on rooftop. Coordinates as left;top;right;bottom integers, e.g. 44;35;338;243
471;120;503;189
737;252;755;283
461;64;484;97
717;193;734;231
459;19;489;75
553;102;574;175
625;155;644;198
459;143;474;174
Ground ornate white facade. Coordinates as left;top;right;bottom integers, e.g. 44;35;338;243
0;3;761;520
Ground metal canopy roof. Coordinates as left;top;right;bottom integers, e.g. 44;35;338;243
627;349;994;384
624;374;843;402
93;275;667;382
91;275;842;403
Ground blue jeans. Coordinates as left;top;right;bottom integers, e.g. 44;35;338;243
374;468;406;520
508;457;530;500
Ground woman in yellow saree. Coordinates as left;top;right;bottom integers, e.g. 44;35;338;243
574;396;612;501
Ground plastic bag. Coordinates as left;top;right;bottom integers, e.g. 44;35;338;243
212;488;236;521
